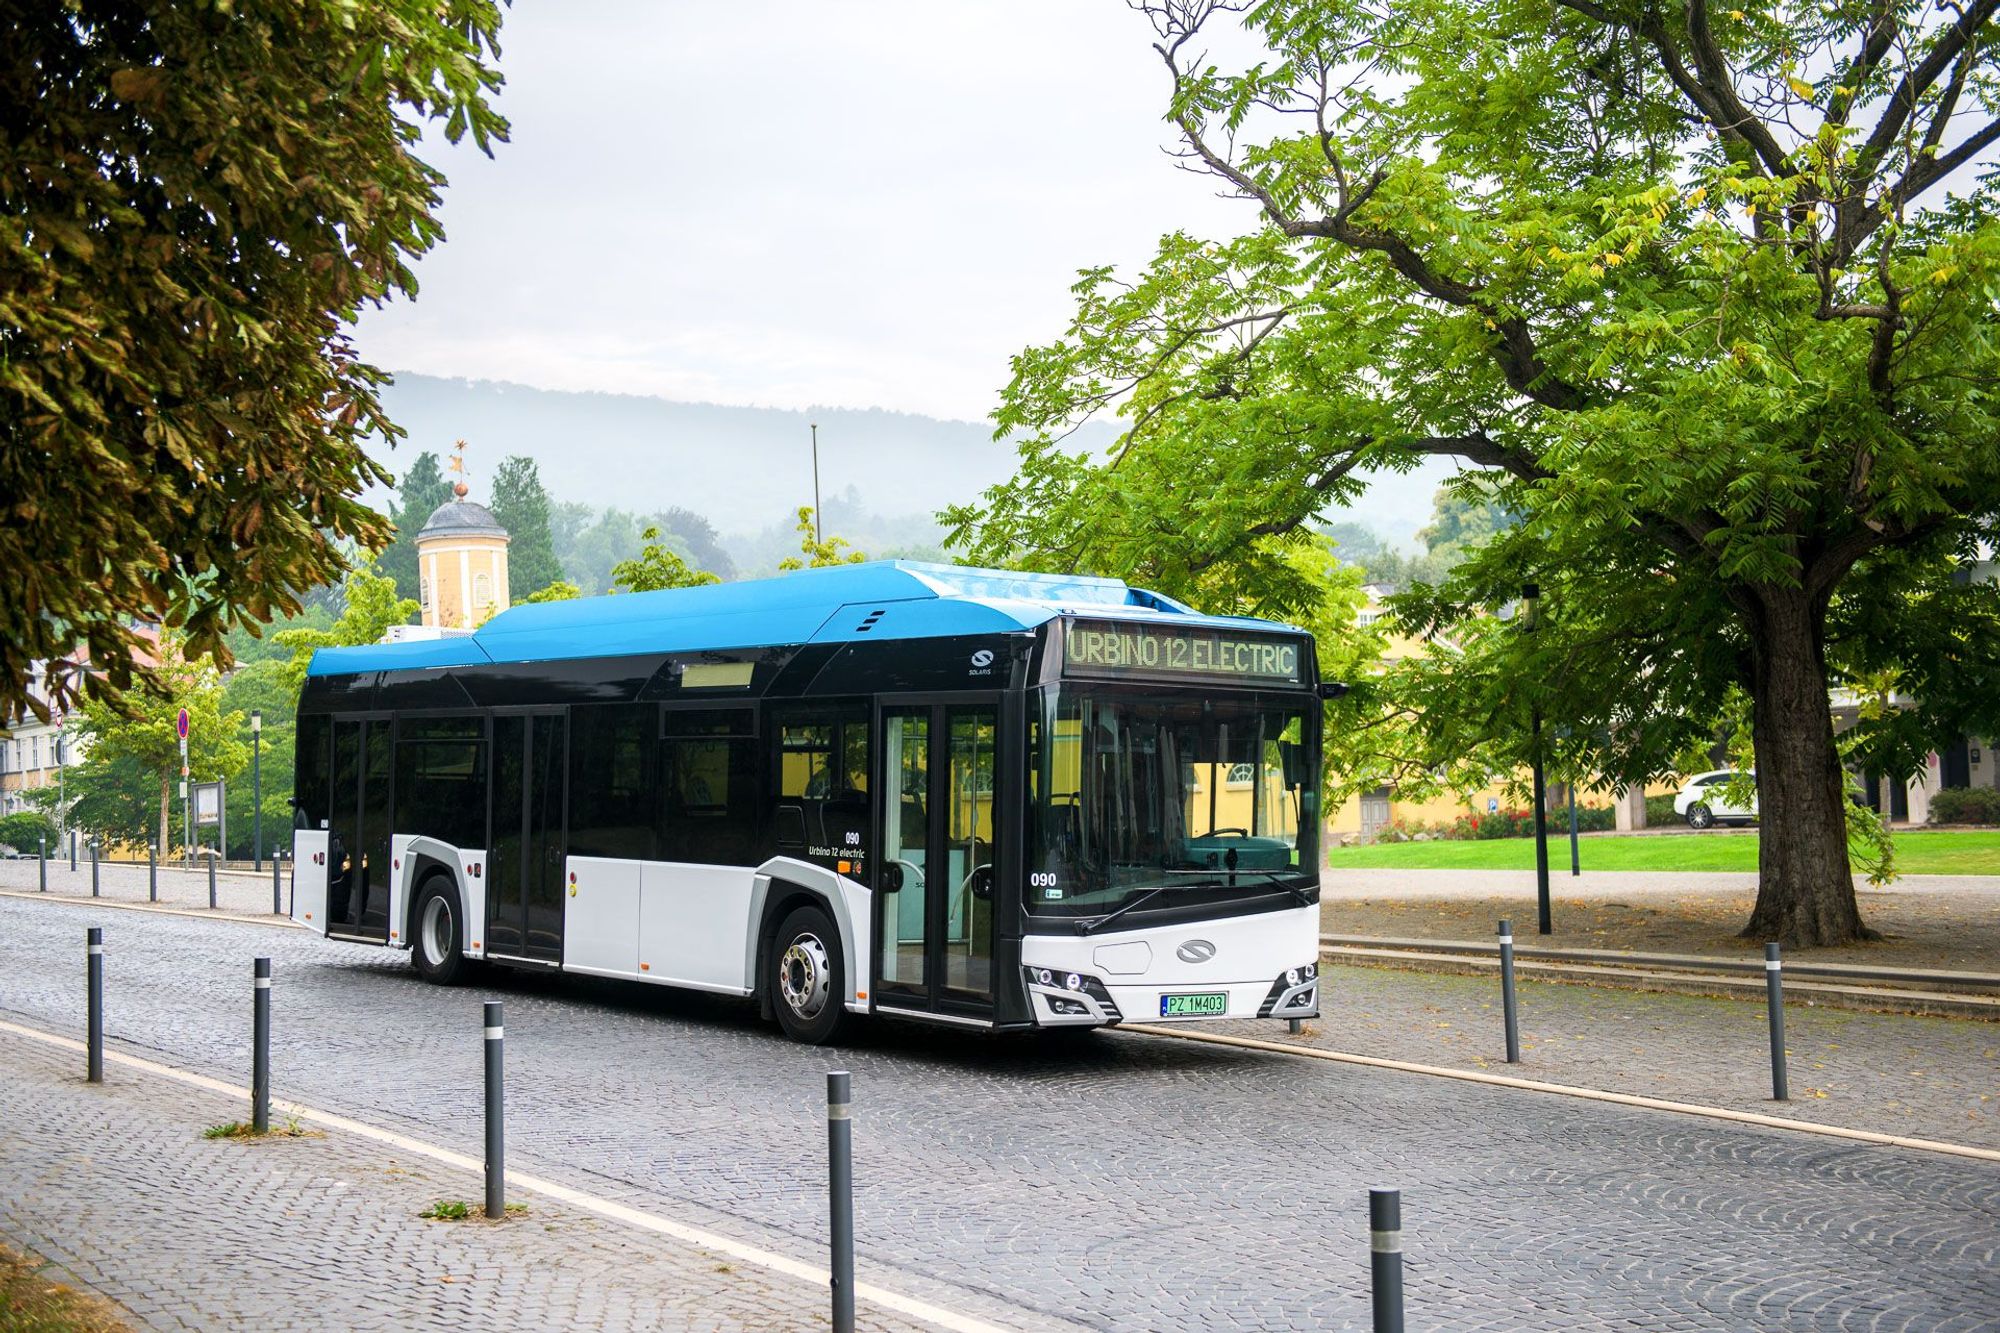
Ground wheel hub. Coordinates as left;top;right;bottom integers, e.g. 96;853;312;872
422;895;454;966
780;933;831;1020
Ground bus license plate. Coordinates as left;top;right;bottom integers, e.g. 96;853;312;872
1160;992;1228;1018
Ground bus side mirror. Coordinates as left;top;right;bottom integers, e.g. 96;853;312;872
1318;681;1349;700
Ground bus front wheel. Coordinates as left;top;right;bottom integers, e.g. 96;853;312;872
411;875;469;986
769;903;853;1045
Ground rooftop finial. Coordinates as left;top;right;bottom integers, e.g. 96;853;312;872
449;438;470;498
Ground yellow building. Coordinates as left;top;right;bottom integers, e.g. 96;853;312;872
416;491;511;630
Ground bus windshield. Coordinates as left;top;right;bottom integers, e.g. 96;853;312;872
1026;688;1317;918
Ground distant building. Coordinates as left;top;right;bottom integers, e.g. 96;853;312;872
1;662;81;821
415;489;511;631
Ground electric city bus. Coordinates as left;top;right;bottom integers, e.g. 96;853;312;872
289;561;1328;1044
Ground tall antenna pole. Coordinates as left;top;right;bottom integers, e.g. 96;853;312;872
810;422;822;546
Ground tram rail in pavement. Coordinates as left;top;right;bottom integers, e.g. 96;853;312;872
1323;933;2000;1018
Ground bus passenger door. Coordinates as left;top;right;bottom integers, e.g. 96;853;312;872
488;711;568;964
875;702;998;1020
327;717;391;944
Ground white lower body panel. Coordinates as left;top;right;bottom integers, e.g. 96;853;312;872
1020;902;1320;1026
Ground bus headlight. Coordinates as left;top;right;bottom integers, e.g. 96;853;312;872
1065;972;1083;992
1257;964;1321;1018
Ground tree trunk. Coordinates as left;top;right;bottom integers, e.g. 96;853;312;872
1740;585;1876;946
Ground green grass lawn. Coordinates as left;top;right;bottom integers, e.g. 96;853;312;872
1327;829;2000;875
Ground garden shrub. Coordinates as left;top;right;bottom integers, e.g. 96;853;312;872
1928;786;2000;826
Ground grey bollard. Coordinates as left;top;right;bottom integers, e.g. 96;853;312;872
1765;942;1788;1101
38;835;46;892
1370;1187;1405;1333
252;958;272;1133
91;840;99;897
148;842;157;902
827;1071;855;1333
272;853;282;915
1499;918;1521;1064
86;927;104;1083
208;852;217;910
70;830;77;871
484;1001;505;1219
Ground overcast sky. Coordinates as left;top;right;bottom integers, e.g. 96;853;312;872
353;2;1260;424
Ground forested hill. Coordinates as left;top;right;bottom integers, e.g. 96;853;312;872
373;371;1453;550
373;372;1039;520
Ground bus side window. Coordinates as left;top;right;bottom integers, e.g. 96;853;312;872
660;731;758;865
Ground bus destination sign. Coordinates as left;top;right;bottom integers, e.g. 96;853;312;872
1063;620;1305;685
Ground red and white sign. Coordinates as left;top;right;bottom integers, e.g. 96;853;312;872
175;708;189;740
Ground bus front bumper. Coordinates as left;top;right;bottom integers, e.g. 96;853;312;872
1020;902;1321;1027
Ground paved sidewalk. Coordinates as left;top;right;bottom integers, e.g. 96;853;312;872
1322;868;2000;970
1223;963;2000;1149
0;857;288;919
0;1027;923;1333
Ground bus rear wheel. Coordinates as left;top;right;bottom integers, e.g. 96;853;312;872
769;903;853;1045
412;876;469;986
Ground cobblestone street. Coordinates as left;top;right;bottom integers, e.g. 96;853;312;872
1;894;1996;1331
0;1031;936;1333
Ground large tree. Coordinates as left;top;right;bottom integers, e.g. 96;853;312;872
949;0;2000;945
57;634;248;855
378;450;455;604
1;1;508;720
489;455;565;598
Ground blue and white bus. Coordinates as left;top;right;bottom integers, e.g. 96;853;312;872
290;561;1327;1043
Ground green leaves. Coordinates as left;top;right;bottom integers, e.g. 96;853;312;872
1;0;509;720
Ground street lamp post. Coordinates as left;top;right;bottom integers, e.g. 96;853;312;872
1522;583;1552;936
251;710;263;871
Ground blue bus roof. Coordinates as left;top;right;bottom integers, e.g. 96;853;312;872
305;560;1300;678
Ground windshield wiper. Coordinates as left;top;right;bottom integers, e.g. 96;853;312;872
1074;885;1173;936
1165;867;1316;905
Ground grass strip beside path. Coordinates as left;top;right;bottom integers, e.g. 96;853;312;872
0;1244;128;1332
1327;830;2000;875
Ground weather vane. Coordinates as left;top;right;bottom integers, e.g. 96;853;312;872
448;438;470;499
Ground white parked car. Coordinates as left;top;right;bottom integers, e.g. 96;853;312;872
1674;769;1756;829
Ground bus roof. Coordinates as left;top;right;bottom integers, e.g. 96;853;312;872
305;560;1301;678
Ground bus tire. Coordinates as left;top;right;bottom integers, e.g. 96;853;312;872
411;875;469;986
769;903;853;1045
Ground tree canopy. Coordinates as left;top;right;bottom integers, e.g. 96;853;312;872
948;0;2000;944
274;566;417;693
1;0;508;720
53;633;248;854
611;527;722;594
490;454;564;598
379;450;454;604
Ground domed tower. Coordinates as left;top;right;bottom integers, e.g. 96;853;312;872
415;457;511;629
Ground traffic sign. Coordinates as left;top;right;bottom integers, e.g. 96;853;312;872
176;708;190;740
